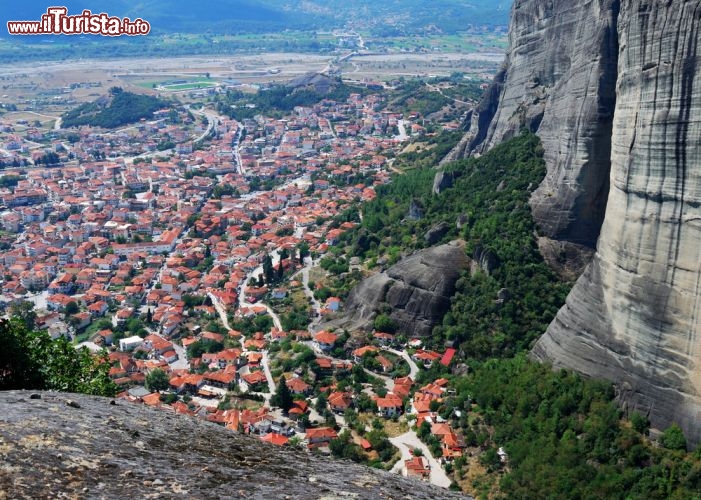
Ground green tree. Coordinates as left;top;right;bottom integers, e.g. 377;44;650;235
661;424;687;450
276;260;284;281
329;430;363;463
315;393;328;414
630;411;649;434
263;254;275;284
0;318;116;396
373;314;396;334
145;368;170;392
10;301;37;331
271;376;293;412
64;301;80;316
297;241;310;263
186;339;223;358
355;393;377;413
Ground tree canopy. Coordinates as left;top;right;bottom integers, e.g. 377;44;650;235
0;318;116;396
145;368;170;392
271;376;293;413
62;89;172;129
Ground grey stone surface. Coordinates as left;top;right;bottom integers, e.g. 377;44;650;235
432;170;456;195
323;241;470;337
0;391;464;499
449;0;701;448
469;245;499;276
424;222;451;245
445;0;620;251
408;199;425;220
530;0;701;447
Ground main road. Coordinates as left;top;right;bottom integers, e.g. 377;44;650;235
188;106;219;144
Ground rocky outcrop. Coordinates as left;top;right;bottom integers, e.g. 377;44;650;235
532;0;701;447
0;391;463;499
432;170;456;195
441;67;507;165
446;0;620;253
424;222;451;245
323;241;470;337
286;72;340;94
408;199;425;220
450;0;701;446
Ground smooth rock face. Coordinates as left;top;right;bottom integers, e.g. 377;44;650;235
323;241;470;337
0;391;464;499
533;0;701;446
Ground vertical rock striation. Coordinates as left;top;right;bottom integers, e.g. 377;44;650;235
453;0;701;445
533;0;701;446
446;0;620;258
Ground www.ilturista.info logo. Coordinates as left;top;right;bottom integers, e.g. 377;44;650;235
7;7;151;36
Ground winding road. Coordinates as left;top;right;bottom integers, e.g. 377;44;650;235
386;347;420;380
390;430;452;489
208;290;276;397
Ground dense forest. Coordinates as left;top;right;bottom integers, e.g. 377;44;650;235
414;355;701;498
61;87;172;129
344;132;570;357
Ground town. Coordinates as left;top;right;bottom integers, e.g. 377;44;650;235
0;79;475;489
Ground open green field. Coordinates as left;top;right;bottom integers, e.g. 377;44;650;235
161;83;217;91
160;81;218;91
134;77;217;91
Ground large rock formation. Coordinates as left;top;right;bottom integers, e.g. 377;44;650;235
444;0;620;257
458;0;701;446
323;241;470;337
533;0;701;447
0;391;463;499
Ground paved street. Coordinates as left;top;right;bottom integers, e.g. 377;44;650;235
389;430;452;489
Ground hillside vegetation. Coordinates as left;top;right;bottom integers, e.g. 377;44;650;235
340;132;701;497
344;132;570;357
218;76;371;120
61;87;172;129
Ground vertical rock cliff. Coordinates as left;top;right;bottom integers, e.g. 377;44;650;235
534;0;701;447
454;0;701;446
445;0;620;264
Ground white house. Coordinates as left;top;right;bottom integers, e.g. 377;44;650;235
119;335;144;352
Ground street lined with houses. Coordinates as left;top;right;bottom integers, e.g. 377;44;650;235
0;70;466;490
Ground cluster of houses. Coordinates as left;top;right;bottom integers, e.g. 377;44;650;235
0;86;430;345
0;82;476;482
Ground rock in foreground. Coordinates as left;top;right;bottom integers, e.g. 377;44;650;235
0;391;463;499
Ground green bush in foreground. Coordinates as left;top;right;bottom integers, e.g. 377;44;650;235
0;318;116;397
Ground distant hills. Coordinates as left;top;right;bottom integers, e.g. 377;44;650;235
2;1;511;37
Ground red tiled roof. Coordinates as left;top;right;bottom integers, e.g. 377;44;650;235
440;348;457;366
315;330;338;345
261;433;289;446
305;427;337;440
